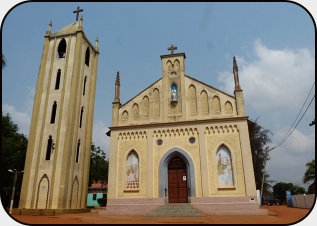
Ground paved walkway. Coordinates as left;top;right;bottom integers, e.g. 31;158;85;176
9;205;313;224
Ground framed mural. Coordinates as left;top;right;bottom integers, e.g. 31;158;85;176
216;145;234;186
125;151;139;190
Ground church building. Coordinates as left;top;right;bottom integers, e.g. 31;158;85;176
105;46;266;215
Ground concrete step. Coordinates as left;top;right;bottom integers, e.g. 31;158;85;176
144;203;205;217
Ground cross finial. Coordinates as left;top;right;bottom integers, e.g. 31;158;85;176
168;44;177;54
73;6;83;21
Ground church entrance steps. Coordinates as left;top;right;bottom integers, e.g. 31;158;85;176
144;203;205;217
191;197;269;215
98;198;165;216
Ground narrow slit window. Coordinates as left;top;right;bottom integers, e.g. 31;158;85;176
83;76;87;95
57;38;67;58
76;140;80;163
55;70;61;90
45;136;53;160
50;101;57;124
79;107;84;128
85;47;90;66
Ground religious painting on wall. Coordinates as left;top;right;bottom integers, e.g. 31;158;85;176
126;151;139;190
216;145;233;186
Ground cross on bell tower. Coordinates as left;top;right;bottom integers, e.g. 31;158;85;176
168;44;177;54
73;6;83;21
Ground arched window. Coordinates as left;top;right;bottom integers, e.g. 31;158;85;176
79;107;84;128
76;140;80;163
85;47;90;66
126;151;139;190
83;76;87;95
57;38;67;58
45;136;53;160
50;101;57;124
216;145;233;186
55;69;61;90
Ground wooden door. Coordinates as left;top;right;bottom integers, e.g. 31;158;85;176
168;156;188;203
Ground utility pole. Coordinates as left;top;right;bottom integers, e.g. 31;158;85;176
260;147;275;205
8;169;23;214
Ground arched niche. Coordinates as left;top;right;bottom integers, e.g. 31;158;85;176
125;150;139;190
216;145;234;186
189;85;197;114
132;103;139;119
200;90;209;113
212;95;221;113
153;88;160;118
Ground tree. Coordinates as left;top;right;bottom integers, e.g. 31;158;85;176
1;113;28;207
88;143;109;186
303;159;315;194
248;119;274;196
273;182;305;203
2;54;6;68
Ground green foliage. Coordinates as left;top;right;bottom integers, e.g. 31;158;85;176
97;198;107;207
248;119;274;196
1;113;28;207
2;54;6;69
303;159;315;194
273;182;305;203
88;143;109;186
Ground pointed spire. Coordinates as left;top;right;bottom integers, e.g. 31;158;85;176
233;56;241;90
114;71;121;103
48;20;52;33
115;71;120;86
95;37;99;48
233;56;238;72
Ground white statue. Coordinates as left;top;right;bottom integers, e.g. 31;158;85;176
171;87;177;101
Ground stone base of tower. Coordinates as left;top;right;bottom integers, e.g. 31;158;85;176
191;196;268;215
98;198;165;216
11;208;90;216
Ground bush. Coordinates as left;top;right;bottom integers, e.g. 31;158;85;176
97;198;107;207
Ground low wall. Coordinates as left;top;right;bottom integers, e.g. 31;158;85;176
292;194;315;209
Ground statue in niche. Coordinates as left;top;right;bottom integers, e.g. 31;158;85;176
171;84;177;102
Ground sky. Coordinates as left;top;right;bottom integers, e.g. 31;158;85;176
1;1;316;223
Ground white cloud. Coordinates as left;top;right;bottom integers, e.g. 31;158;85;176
218;39;315;189
218;39;314;111
92;120;110;158
2;103;31;136
274;128;315;154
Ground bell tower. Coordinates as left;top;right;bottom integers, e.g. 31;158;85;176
160;44;187;122
18;9;99;213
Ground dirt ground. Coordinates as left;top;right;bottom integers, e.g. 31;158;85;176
8;205;315;225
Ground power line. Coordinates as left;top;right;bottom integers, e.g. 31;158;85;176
276;82;315;148
276;94;315;148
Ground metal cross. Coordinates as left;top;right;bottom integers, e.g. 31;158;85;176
168;44;177;54
73;6;83;21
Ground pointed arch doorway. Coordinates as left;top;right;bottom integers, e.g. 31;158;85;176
168;155;188;203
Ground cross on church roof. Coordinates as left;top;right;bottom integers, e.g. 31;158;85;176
168;44;177;54
73;6;83;21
